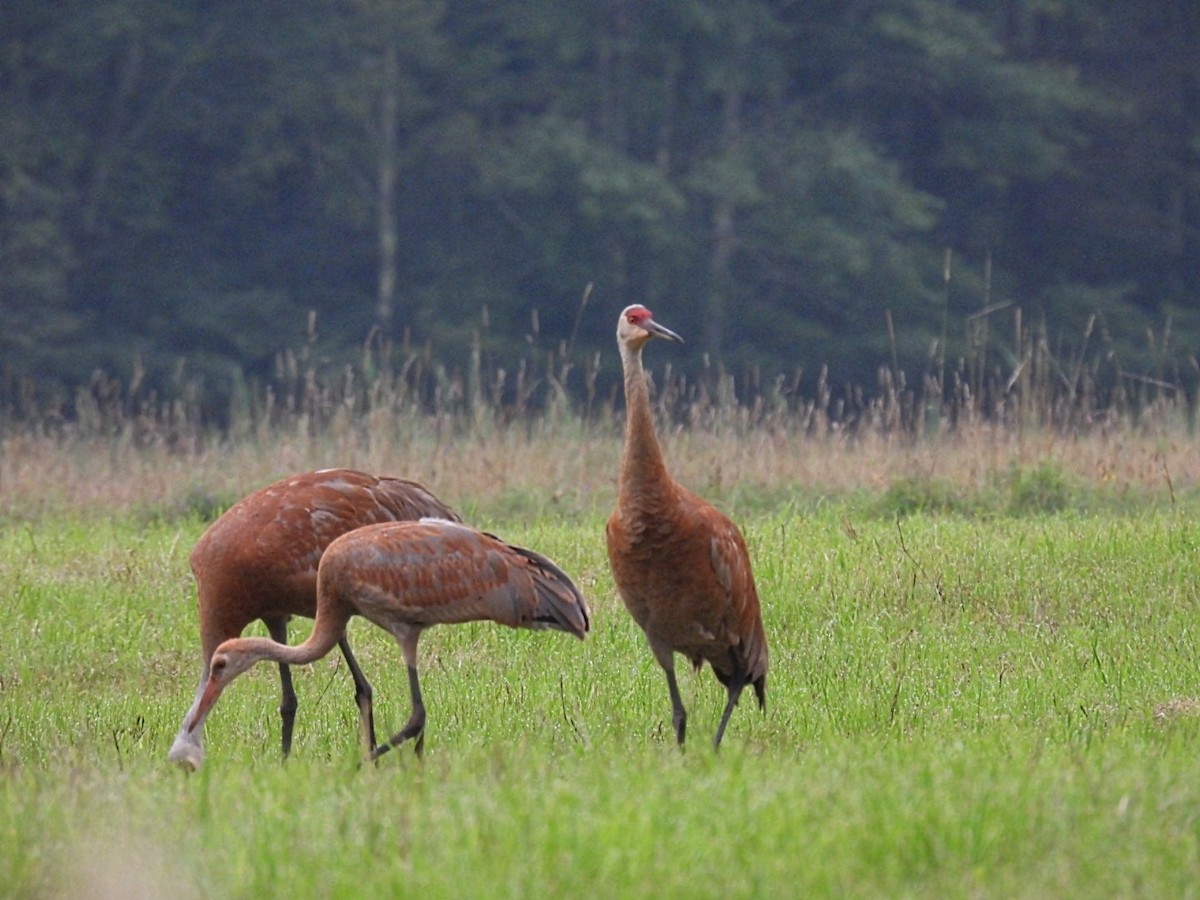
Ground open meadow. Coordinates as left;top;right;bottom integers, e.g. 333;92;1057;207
3;407;1200;897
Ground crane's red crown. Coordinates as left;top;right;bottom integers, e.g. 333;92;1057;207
624;304;653;326
617;304;683;345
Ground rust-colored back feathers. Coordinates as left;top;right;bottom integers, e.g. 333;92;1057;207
317;520;589;639
189;469;461;616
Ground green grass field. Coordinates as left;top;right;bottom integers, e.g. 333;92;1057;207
4;499;1200;897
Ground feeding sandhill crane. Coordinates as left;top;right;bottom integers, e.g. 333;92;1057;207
168;468;461;770
606;305;768;749
185;518;590;761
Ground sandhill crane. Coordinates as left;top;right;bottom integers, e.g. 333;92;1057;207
184;518;590;761
606;305;768;749
168;468;461;770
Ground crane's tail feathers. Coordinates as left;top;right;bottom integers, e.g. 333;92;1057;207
512;544;591;639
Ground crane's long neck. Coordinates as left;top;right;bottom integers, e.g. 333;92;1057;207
237;609;350;667
619;341;672;496
178;606;353;750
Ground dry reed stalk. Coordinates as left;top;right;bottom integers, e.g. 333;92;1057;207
3;309;1196;519
1;412;1195;521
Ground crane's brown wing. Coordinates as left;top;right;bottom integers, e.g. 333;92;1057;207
365;474;463;524
279;470;459;558
319;521;590;638
706;513;769;687
193;470;457;584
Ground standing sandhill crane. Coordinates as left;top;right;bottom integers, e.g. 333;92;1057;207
184;518;590;761
168;468;461;770
606;305;768;749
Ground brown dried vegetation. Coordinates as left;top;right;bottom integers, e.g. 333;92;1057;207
1;332;1196;520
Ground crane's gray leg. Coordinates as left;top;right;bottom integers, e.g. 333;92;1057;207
337;637;377;755
372;627;426;761
713;682;746;751
373;665;426;760
651;640;686;747
664;668;687;747
265;618;297;759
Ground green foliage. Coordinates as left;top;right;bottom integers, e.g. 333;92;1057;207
876;461;1150;519
2;1;1199;410
879;475;983;517
1005;460;1074;514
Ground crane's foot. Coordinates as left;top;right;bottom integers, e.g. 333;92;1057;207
370;731;425;763
371;710;426;762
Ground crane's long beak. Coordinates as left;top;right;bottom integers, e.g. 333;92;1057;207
647;318;683;343
186;677;224;733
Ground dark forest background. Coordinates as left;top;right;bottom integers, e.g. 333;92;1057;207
4;1;1200;422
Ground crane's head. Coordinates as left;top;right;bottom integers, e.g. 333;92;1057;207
184;640;269;735
617;305;683;350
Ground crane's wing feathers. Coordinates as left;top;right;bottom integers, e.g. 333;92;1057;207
502;541;591;637
705;512;769;689
371;476;463;523
197;469;461;583
320;521;590;638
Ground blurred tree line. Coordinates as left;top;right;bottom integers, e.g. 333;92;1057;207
3;1;1199;419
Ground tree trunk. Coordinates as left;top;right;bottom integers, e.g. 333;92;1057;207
704;85;742;358
376;41;399;326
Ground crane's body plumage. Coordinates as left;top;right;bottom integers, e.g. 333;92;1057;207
168;468;461;770
606;305;768;748
184;519;589;763
317;519;590;638
609;483;766;680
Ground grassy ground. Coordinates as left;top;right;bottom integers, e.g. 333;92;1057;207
4;498;1200;897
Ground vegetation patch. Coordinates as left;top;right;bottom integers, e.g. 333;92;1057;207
4;502;1200;895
